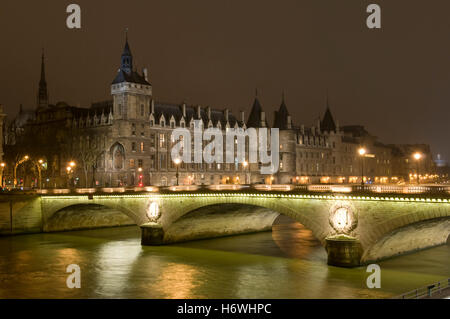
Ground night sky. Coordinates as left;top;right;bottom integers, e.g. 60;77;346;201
1;0;449;161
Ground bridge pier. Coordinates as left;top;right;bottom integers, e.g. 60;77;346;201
141;224;165;245
325;237;363;267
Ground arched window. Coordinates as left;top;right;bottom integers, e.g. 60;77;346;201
110;142;125;170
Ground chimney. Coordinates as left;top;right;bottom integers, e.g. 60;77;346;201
143;68;148;82
207;106;211;119
287;115;292;129
336;119;340;133
182;103;186;118
317;118;321;133
301;124;305;135
311;126;315;135
197;105;201;119
261;111;266;127
151;99;155;114
224;108;229;122
240;110;245;123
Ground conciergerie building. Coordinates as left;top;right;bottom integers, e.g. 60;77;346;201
5;36;437;188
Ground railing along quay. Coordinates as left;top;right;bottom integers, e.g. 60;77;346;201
393;278;450;299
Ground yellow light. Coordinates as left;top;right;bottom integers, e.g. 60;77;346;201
24;155;29;160
38;159;43;164
69;161;76;167
243;161;248;168
413;152;422;160
173;158;181;165
0;162;5;167
358;148;366;156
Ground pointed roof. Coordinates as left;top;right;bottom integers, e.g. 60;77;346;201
122;30;131;56
112;31;150;85
40;50;46;85
321;96;336;132
37;49;49;109
273;91;290;129
246;94;264;128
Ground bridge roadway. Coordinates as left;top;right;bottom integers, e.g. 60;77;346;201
1;184;449;267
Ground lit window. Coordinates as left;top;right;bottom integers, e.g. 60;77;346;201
159;134;165;148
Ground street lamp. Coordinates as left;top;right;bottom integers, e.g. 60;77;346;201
413;152;422;184
66;161;76;188
0;162;5;189
243;160;249;184
358;147;367;188
173;158;181;186
14;155;29;188
35;159;45;189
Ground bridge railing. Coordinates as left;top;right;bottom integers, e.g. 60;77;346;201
16;183;450;196
393;278;450;299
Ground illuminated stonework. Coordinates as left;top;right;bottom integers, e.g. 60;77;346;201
147;201;161;222
329;201;357;234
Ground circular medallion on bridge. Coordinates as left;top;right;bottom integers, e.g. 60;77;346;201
147;201;161;222
329;202;358;234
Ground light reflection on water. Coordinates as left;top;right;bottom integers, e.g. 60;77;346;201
0;215;448;299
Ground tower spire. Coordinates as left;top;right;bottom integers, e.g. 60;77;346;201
37;49;48;109
120;29;133;73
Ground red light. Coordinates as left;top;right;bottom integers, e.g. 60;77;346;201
139;175;143;179
138;183;143;187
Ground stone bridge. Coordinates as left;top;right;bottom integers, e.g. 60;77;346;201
1;187;449;267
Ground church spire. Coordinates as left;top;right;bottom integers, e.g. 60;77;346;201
121;28;133;73
37;49;48;109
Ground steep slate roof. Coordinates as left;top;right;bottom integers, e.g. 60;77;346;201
321;107;336;132
112;69;150;85
341;125;370;137
273;95;290;129
246;97;266;128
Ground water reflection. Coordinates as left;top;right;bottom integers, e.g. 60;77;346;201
0;216;448;299
94;240;142;297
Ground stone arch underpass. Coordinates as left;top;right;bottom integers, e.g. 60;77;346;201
39;192;450;267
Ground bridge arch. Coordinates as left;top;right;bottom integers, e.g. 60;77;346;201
361;217;450;263
45;203;137;232
157;195;334;245
41;198;148;232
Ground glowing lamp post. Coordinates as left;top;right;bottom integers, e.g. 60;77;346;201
14;155;29;189
35;159;45;189
66;161;76;188
243;160;249;184
0;162;5;189
358;148;366;188
413;152;422;184
173;158;181;186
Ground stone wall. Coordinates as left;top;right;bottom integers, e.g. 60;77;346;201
163;204;279;243
45;204;135;232
361;217;450;262
0;195;42;235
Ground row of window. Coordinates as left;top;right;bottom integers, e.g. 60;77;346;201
125;156;245;171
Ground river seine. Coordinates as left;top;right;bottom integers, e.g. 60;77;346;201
0;216;448;298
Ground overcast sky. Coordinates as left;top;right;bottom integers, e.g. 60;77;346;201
0;0;449;161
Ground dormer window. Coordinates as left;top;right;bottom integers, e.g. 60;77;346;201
161;120;165;127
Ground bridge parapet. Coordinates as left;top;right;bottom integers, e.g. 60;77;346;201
28;183;450;197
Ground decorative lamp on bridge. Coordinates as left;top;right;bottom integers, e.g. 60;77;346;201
358;147;367;187
173;157;181;186
413;152;422;185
